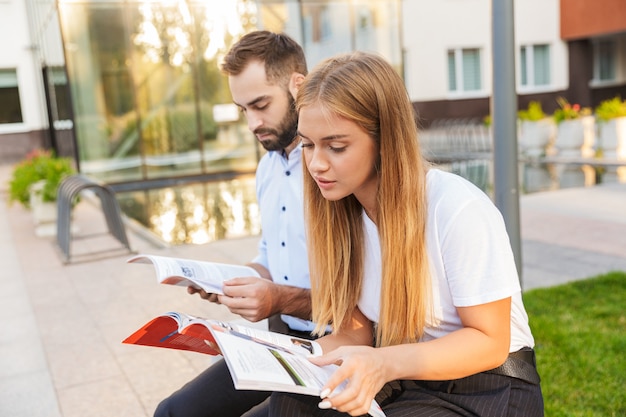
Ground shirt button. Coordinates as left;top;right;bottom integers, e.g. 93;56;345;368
284;276;288;281
282;206;286;211
285;171;291;176
281;242;285;247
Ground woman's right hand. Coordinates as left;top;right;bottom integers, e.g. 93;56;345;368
310;345;389;416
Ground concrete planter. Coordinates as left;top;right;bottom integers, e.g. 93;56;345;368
29;180;58;237
554;116;595;157
598;117;626;160
519;119;555;157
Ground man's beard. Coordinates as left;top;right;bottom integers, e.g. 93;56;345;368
254;95;298;152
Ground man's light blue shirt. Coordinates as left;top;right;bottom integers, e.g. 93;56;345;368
251;145;315;332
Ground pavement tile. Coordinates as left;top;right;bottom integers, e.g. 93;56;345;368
56;376;146;417
0;337;48;379
0;370;61;417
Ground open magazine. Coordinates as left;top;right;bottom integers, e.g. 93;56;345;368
128;254;260;294
123;312;386;417
122;311;320;357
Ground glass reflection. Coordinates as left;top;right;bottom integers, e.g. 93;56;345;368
57;0;260;183
300;0;402;71
437;160;619;197
116;162;625;246
57;0;403;184
117;175;260;245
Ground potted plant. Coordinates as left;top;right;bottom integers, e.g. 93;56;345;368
552;97;594;157
8;149;76;233
594;96;626;160
517;101;555;157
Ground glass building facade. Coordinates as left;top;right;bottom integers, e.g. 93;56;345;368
53;0;402;185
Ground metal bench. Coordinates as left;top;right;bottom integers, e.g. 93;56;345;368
56;174;132;263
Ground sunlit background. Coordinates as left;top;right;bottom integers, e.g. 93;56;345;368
4;0;626;245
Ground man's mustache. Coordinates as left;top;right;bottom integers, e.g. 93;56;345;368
254;128;277;136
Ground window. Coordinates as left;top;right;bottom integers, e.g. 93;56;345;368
447;48;482;93
303;5;332;44
48;67;72;121
593;39;617;82
520;44;551;88
0;69;23;124
356;6;374;31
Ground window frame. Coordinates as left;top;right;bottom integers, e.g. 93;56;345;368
590;38;620;87
518;43;552;93
0;68;24;127
446;47;486;99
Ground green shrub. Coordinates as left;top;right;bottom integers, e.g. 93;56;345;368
518;101;547;121
595;96;626;122
8;149;76;208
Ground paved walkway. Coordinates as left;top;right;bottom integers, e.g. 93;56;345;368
1;163;625;417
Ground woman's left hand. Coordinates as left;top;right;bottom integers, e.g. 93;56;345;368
309;345;388;416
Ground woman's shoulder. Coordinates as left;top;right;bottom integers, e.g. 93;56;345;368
425;169;506;238
426;168;497;218
426;169;489;201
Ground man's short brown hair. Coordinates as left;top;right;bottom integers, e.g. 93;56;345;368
221;30;307;86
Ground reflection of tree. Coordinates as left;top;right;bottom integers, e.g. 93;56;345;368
134;0;257;67
133;0;257;104
127;0;258;158
128;176;260;245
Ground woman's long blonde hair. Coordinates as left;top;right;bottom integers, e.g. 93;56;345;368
297;52;431;347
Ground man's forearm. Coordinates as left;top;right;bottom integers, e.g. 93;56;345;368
244;262;312;320
275;285;312;320
246;262;271;280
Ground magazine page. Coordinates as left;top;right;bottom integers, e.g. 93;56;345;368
210;325;334;394
128;254;260;294
209;324;386;417
210;320;323;357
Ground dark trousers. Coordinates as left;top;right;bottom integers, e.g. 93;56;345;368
268;372;544;417
153;358;271;417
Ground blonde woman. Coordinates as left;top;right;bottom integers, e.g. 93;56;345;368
268;52;544;416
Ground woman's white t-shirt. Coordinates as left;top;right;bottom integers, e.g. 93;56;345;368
357;169;534;351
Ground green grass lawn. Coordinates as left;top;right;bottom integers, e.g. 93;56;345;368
523;271;625;417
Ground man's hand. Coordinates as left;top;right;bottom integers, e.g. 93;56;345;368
186;262;270;306
186;277;282;321
187;286;220;303
218;277;280;322
188;276;312;323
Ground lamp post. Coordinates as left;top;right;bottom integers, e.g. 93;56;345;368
492;0;522;284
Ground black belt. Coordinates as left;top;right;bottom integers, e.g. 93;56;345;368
268;315;319;340
286;327;317;340
485;347;541;385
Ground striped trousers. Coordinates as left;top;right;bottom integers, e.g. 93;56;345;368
268;372;544;417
